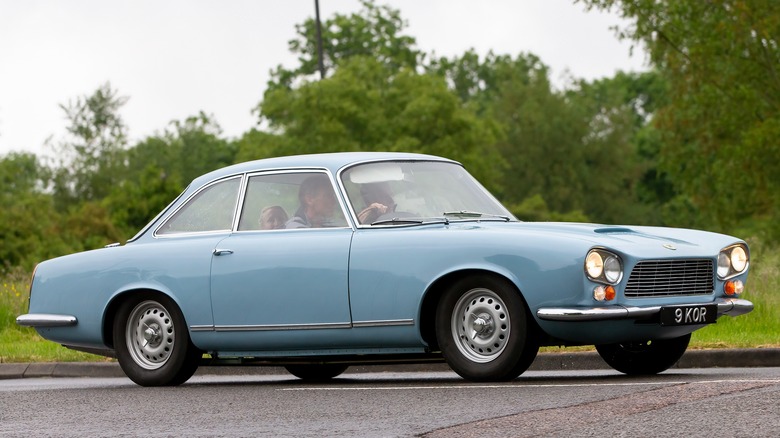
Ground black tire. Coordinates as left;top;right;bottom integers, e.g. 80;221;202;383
284;364;349;381
435;275;538;382
113;292;201;386
596;334;691;375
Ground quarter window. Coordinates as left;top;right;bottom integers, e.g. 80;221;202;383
157;177;241;235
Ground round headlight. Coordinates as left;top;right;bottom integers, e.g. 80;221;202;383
586;251;604;278
730;246;748;272
604;256;622;283
717;252;731;278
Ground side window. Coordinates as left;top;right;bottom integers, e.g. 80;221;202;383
238;172;347;231
157;177;241;235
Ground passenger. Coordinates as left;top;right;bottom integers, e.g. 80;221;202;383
259;205;288;230
286;175;338;228
357;182;396;224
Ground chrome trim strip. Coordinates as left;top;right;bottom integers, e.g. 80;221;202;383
352;319;415;328
537;298;754;322
191;319;415;332
191;322;353;332
536;306;654;321
16;314;77;327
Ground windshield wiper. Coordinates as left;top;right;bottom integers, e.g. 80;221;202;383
442;210;511;221
370;217;454;226
370;217;425;226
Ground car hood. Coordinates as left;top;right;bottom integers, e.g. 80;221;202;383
470;221;743;259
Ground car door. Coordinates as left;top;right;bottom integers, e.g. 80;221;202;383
208;170;354;351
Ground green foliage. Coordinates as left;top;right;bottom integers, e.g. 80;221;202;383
579;0;780;236
431;51;661;224
489;63;590;210
0;153;64;270
167;112;237;184
106;113;236;236
49;82;129;208
564;71;670;224
429;50;549;115
105;165;182;235
0;97;237;267
509;194;590;223
269;0;421;88
235;129;291;162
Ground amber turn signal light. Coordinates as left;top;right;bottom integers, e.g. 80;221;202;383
593;285;616;301
724;280;744;296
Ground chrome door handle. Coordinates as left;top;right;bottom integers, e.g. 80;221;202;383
213;249;234;256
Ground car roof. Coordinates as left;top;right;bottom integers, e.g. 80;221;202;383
190;151;457;187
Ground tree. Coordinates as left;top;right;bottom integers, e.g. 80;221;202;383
565;71;670;224
0;153;68;270
49;82;129;207
166;112;236;184
235;129;290;163
429;50;549;115
431;51;652;223
268;0;422;90
579;0;780;235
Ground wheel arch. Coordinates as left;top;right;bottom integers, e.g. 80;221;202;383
418;268;537;351
102;288;186;350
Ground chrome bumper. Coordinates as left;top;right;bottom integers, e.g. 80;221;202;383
536;298;753;322
16;313;78;327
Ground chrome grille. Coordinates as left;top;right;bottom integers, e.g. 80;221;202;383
624;259;714;298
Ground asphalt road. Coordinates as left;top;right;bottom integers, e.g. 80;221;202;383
1;368;778;437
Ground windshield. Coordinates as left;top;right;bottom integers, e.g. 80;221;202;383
340;160;516;226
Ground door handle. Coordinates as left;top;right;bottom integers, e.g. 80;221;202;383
213;249;234;256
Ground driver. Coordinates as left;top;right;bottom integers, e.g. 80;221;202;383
357;182;396;224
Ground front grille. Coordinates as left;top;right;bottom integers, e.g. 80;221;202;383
624;259;714;298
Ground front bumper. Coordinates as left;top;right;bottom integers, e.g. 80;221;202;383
536;298;753;322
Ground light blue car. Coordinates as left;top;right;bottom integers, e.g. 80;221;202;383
18;152;753;386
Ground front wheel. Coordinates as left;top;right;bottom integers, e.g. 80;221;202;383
113;293;201;386
596;334;691;375
435;275;538;382
284;364;349;381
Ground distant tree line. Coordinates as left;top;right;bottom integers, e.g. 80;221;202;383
2;0;777;271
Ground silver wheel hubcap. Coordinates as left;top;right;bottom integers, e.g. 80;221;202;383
126;300;174;370
451;288;510;363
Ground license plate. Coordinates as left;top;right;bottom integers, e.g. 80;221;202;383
659;304;717;326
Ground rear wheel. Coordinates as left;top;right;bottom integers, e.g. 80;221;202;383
596;334;691;375
435;275;538;381
284;364;349;381
113;293;201;386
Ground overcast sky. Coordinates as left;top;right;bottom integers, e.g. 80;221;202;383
0;0;647;157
